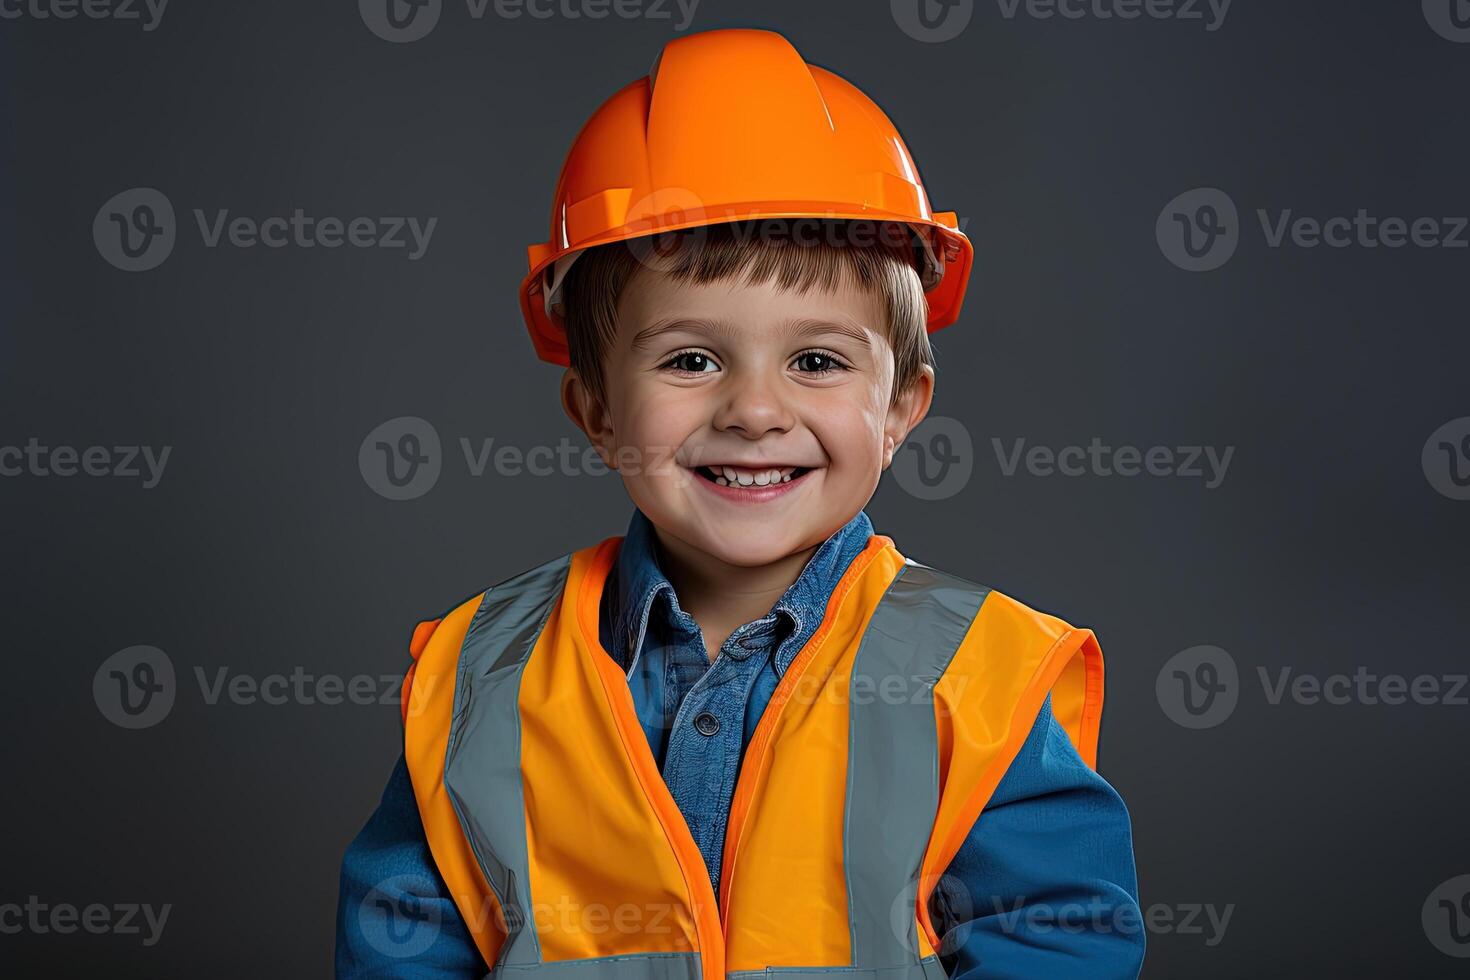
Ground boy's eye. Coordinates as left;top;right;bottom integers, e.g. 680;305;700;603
660;349;845;374
664;351;718;373
792;351;846;374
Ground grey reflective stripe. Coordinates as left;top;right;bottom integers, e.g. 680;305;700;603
725;953;948;978
845;562;989;969
444;554;572;969
492;952;701;978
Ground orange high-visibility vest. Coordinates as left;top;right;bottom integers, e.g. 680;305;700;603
400;535;1104;978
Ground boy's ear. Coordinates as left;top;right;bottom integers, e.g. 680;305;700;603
561;368;617;468
881;364;935;470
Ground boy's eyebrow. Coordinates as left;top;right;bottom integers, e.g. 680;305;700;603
631;316;876;351
629;317;739;349
787;317;875;350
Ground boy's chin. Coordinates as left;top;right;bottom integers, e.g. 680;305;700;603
667;519;832;570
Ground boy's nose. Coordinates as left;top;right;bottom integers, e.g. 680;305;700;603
711;373;795;439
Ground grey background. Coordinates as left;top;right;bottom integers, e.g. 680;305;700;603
3;1;1469;976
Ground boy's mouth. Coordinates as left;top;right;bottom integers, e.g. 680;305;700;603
693;464;812;488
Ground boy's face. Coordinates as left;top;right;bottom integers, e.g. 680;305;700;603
564;267;933;569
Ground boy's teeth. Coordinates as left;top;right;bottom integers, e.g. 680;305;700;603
710;464;800;488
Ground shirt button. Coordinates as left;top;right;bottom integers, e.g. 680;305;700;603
693;711;720;736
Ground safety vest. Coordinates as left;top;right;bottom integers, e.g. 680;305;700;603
399;534;1104;978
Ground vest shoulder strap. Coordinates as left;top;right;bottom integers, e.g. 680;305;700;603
402;588;503;967
918;576;1105;942
398;551;584;970
963;587;1105;766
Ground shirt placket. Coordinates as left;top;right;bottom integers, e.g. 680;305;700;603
660;614;780;897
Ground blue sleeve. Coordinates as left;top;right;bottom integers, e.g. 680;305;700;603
335;753;486;979
929;694;1145;979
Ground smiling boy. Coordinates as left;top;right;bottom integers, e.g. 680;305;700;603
337;28;1143;979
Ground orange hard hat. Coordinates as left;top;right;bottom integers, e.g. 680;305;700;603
519;28;974;366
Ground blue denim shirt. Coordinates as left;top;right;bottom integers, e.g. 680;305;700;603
598;508;874;902
336;511;1145;978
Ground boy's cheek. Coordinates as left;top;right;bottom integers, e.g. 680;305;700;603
641;446;691;485
607;444;692;485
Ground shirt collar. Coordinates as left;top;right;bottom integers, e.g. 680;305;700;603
603;508;875;680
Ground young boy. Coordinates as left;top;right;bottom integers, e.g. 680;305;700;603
337;29;1143;979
